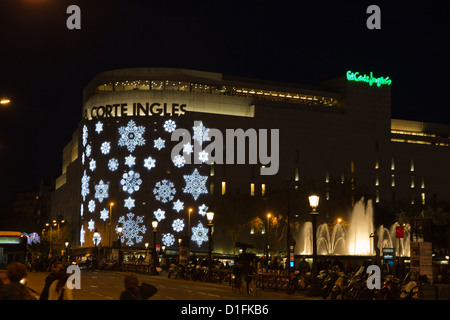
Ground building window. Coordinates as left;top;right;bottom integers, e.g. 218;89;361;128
410;160;415;172
221;181;226;195
261;184;266;197
250;183;255;196
391;158;395;171
411;176;415;188
421;193;426;205
210;182;214;195
391;174;395;187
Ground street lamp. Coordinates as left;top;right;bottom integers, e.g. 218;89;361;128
93;229;100;270
151;220;159;275
206;211;214;261
109;202;114;253
266;213;272;261
117;223;123;267
65;241;69;263
0;98;11;105
308;195;320;296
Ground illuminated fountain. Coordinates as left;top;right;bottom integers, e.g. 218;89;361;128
295;198;410;257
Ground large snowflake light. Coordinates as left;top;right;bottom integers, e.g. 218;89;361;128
118;120;146;152
193;121;210;145
153;137;165;150
101;141;111;154
125;154;136;167
88;200;96;213
153;179;176;203
191;221;209;247
108;158;119;171
100;208;109;221
172;219;185;232
162;233;175;247
153;208;166;222
144;156;156;170
80;225;85;246
173;199;184;212
124;196;135;210
94;180;109;203
117;213;147;246
121;170;142;194
81;170;90;201
95;121;103;134
183;168;208;200
163;119;177;133
82;125;88;147
88;219;95;232
172;155;186;168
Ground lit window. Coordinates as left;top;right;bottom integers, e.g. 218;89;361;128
411;176;415;188
210;182;214;195
221;182;226;195
376;190;380;203
261;184;266;197
410;160;415;172
391;158;395;171
421;193;426;205
375;174;379;186
391;174;395;187
250;183;255;196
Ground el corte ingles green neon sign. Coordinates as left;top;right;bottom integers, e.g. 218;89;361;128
346;70;392;87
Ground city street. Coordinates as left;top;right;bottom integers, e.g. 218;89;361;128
25;270;318;300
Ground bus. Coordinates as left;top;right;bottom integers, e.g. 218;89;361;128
0;231;28;269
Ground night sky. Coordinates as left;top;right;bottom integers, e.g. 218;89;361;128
0;0;449;210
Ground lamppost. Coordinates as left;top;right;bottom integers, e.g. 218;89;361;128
93;229;100;270
109;202;114;255
117;223;123;267
206;211;214;261
266;213;271;261
308;194;320;296
65;241;70;264
151;220;159;275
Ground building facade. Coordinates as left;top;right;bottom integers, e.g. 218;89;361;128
52;68;450;256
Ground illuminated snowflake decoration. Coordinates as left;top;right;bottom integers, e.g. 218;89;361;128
172;155;186;168
172;219;185;232
198;204;208;216
101;141;111;154
153;179;176;203
108;158;119;171
192;121;210;145
153;208;166;222
100;208;109;221
89;158;96;172
163;119;177;133
80;225;85;246
153;137;165;150
82;125;88;147
183;168;208;200
86;144;92;157
120;170;142;194
198;150;209;163
144;156;156;170
95;121;103;134
125;154;136;167
162;233;175;247
80;204;84;217
82;152;85;165
124;196;135;210
183;142;193;155
191;222;209;247
118;120;146;152
173;199;184;213
88;219;95;232
117;213;147;246
88;200;96;213
94;180;109;203
81;170;90;201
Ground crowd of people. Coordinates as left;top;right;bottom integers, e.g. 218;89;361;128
0;260;158;300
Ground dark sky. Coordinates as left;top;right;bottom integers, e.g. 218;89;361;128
0;0;449;209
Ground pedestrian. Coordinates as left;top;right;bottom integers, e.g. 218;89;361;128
3;262;36;300
119;273;157;300
48;267;73;300
39;261;63;300
245;261;257;295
